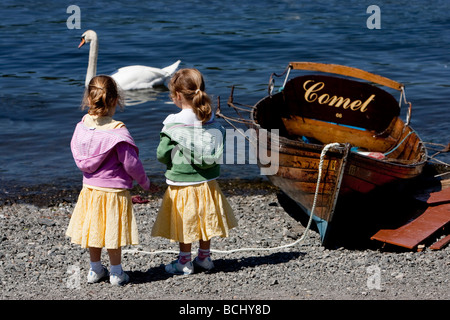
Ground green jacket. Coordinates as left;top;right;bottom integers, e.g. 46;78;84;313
156;120;226;183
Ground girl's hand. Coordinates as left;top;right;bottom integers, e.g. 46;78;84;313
131;195;149;204
131;183;159;203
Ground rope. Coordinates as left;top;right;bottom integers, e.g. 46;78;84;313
215;112;257;150
383;131;413;156
424;141;450;163
123;142;341;256
428;157;450;167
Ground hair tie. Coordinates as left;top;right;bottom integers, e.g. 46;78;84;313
195;89;200;94
89;85;105;91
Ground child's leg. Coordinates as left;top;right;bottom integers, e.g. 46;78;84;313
199;239;211;250
179;242;192;264
107;248;129;285
198;240;211;260
193;239;214;270
89;247;102;262
179;242;192;253
89;247;104;273
165;242;194;275
107;248;121;265
87;247;108;283
107;248;123;274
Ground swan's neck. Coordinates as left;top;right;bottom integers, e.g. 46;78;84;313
85;38;98;87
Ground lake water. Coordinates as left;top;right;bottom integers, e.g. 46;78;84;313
1;0;449;191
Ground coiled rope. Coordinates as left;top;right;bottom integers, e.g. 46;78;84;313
123;142;341;256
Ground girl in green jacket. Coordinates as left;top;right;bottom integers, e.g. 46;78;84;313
152;68;238;275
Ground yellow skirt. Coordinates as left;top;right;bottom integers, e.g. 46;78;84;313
151;180;238;244
66;187;138;249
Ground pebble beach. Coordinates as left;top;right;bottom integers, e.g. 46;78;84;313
0;178;448;302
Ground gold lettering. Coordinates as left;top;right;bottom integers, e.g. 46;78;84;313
360;94;375;112
302;80;375;113
328;96;351;108
303;80;324;103
349;100;362;111
318;93;330;104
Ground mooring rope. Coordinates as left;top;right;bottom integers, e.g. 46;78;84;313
123;142;341;256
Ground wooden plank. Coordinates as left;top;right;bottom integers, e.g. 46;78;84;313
427;188;450;205
371;203;450;249
415;186;450;205
430;234;450;250
289;62;404;91
282;116;396;152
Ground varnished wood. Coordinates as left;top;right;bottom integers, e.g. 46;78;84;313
282;116;397;152
371;203;450;249
249;66;427;245
289;62;404;91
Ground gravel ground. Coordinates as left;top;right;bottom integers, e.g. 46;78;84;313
0;179;449;302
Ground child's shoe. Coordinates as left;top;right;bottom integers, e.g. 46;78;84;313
193;256;215;271
87;266;109;283
110;271;130;286
165;259;194;275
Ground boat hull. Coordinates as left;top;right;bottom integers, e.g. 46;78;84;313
250;70;427;245
255;124;426;245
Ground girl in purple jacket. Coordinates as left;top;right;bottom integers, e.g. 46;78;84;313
66;75;157;286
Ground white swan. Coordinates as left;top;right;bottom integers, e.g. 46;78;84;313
79;30;180;90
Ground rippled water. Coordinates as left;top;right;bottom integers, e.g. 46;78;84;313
1;0;449;190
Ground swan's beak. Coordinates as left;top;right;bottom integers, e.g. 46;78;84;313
78;38;86;48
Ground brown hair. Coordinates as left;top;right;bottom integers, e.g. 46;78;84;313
169;68;212;123
82;75;124;116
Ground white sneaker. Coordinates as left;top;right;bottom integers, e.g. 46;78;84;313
87;266;109;283
193;256;215;271
165;259;194;275
110;272;130;286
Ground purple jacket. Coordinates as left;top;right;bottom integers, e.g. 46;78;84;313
71;121;150;190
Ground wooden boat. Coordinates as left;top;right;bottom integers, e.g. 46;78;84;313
225;62;428;246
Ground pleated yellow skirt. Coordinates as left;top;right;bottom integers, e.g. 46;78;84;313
66;186;138;249
151;180;238;244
